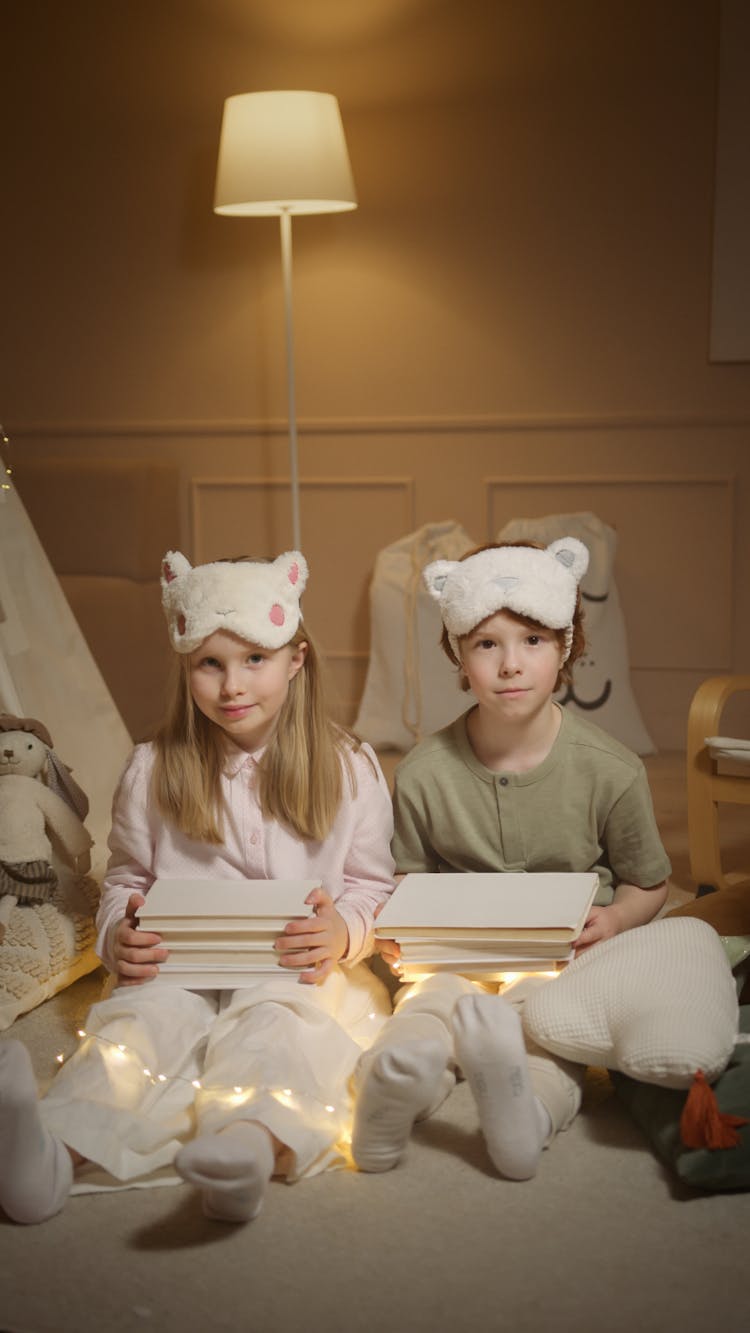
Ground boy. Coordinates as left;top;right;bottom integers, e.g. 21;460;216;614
352;538;670;1180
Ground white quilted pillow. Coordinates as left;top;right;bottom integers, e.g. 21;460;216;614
522;917;738;1088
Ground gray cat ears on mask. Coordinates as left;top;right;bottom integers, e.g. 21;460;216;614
423;537;590;663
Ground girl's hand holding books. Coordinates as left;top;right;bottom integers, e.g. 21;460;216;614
275;887;349;986
113;892;169;986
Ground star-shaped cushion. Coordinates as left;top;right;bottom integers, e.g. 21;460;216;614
523;917;738;1088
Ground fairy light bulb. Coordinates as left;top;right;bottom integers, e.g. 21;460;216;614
0;425;11;491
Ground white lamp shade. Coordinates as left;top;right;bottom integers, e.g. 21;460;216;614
214;90;357;216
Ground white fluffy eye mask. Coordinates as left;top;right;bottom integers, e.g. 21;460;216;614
161;551;308;653
423;538;590;662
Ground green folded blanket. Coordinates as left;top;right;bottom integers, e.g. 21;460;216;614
613;1006;750;1191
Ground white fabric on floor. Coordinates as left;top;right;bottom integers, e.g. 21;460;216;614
41;962;391;1188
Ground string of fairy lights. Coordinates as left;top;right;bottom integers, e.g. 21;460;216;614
0;424;12;492
51;971;557;1139
52;1015;385;1147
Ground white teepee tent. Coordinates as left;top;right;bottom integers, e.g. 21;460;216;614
0;481;132;876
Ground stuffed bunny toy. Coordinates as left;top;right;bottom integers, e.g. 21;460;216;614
0;714;93;912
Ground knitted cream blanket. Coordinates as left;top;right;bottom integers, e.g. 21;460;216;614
0;876;100;1030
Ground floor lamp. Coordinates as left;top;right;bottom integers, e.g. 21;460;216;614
213;90;358;551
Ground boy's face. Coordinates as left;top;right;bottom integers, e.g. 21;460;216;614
459;609;564;719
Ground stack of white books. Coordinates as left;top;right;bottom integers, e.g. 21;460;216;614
374;872;598;981
136;877;319;987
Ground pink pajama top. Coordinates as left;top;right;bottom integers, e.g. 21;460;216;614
95;741;396;973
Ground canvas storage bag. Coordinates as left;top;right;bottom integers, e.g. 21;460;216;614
497;511;655;755
355;521;477;751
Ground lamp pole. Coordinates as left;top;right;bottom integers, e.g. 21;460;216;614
279;208;301;551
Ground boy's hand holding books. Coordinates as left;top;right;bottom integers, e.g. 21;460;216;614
573;879;668;955
573;903;624;955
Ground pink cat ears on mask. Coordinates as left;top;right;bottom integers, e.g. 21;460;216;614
160;551;309;653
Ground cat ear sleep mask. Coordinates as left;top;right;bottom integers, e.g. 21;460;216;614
160;551;308;653
423;538;589;663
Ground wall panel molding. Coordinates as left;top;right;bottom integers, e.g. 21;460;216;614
191;475;415;663
190;477;415;559
13;412;750;439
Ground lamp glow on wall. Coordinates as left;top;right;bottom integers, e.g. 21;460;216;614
214;90;357;549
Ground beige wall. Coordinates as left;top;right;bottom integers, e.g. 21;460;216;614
4;1;750;749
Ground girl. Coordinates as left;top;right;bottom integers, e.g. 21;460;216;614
351;538;670;1181
0;550;395;1224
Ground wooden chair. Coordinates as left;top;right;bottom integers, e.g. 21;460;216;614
686;674;750;895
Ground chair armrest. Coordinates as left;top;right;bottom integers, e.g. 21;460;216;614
686;675;750;892
686;675;750;758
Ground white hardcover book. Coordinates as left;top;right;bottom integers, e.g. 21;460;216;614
153;928;282;944
160;941;312;967
375;872;598;942
396;936;570;960
136;877;318;932
397;939;573;964
398;958;567;980
147;964;283;989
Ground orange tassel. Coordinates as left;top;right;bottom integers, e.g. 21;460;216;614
679;1070;750;1150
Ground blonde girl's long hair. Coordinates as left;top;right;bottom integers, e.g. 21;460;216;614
151;621;362;845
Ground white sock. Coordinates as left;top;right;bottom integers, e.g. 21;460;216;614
175;1121;276;1222
0;1039;73;1224
351;1038;450;1173
453;993;548;1180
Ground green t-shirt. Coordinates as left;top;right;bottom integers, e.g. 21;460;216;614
392;707;671;903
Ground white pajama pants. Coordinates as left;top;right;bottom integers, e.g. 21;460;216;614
41;963;390;1184
361;972;585;1139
